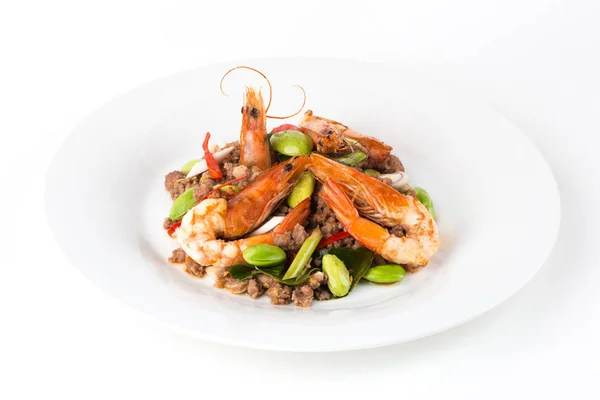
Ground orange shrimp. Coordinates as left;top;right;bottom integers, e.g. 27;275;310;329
310;153;418;228
223;156;310;238
178;198;310;268
240;87;271;170
299;110;392;162
318;179;439;269
221;66;307;170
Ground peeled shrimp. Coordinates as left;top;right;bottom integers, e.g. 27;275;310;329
318;179;439;269
178;198;310;268
176;156;310;267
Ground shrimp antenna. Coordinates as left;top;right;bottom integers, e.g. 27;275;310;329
266;85;307;120
220;66;273;113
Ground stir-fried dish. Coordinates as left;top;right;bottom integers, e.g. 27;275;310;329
163;66;440;308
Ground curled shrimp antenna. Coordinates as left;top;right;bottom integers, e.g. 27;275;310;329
266;85;307;120
220;66;273;113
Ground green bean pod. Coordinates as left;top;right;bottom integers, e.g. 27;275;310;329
363;264;406;283
181;159;201;174
287;172;316;208
414;186;437;219
335;152;367;166
282;228;323;279
364;169;380;177
219;185;241;193
242;244;287;267
270;130;314;156
322;254;352;297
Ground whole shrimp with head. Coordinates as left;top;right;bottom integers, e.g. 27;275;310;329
308;153;439;270
177;157;311;268
299;110;392;163
222;66;307;170
318;178;439;271
240;86;270;170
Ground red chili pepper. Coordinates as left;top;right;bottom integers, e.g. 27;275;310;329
271;124;301;134
196;175;248;204
316;231;351;249
202;132;223;180
167;221;182;237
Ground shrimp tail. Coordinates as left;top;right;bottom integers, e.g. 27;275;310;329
319;179;389;253
274;198;311;234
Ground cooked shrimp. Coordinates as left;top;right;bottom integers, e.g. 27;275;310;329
319;179;439;269
298;110;350;155
224;156;310;238
310;153;414;228
240;87;270;170
299;110;392;162
178;198;310;268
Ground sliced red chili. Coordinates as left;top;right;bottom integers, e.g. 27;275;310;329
316;231;351;250
197;175;248;204
271;124;301;134
167;221;182;237
202;132;224;180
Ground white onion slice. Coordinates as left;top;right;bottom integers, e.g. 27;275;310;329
186;147;235;178
246;216;285;237
379;172;410;189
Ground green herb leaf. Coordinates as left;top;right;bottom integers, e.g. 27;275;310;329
228;264;257;280
168;187;197;221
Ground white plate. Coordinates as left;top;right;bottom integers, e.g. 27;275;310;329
45;58;560;352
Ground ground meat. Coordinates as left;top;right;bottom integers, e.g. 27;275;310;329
213;268;228;289
315;287;332;301
221;141;241;165
246;278;264;299
292;285;314;308
248;166;263;181
403;187;418;197
256;274;278;289
163;217;177;230
358;154;404;173
231;165;250;179
257;274;293;305
307;271;327;289
274;224;309;252
275;204;291;216
192;177;216;202
308;197;343;236
185;256;206;278
390;225;405;237
266;284;292;305
404;264;425;274
168;248;187;264
377;176;394;186
378;154;404;173
164;171;200;200
224;276;249;294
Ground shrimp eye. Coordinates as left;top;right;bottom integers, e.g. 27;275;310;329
250;107;260;118
323;129;334;136
284;163;293;172
241;106;244;114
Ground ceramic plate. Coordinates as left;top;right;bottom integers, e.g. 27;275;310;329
46;58;560;351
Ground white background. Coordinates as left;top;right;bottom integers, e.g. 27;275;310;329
1;0;599;398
